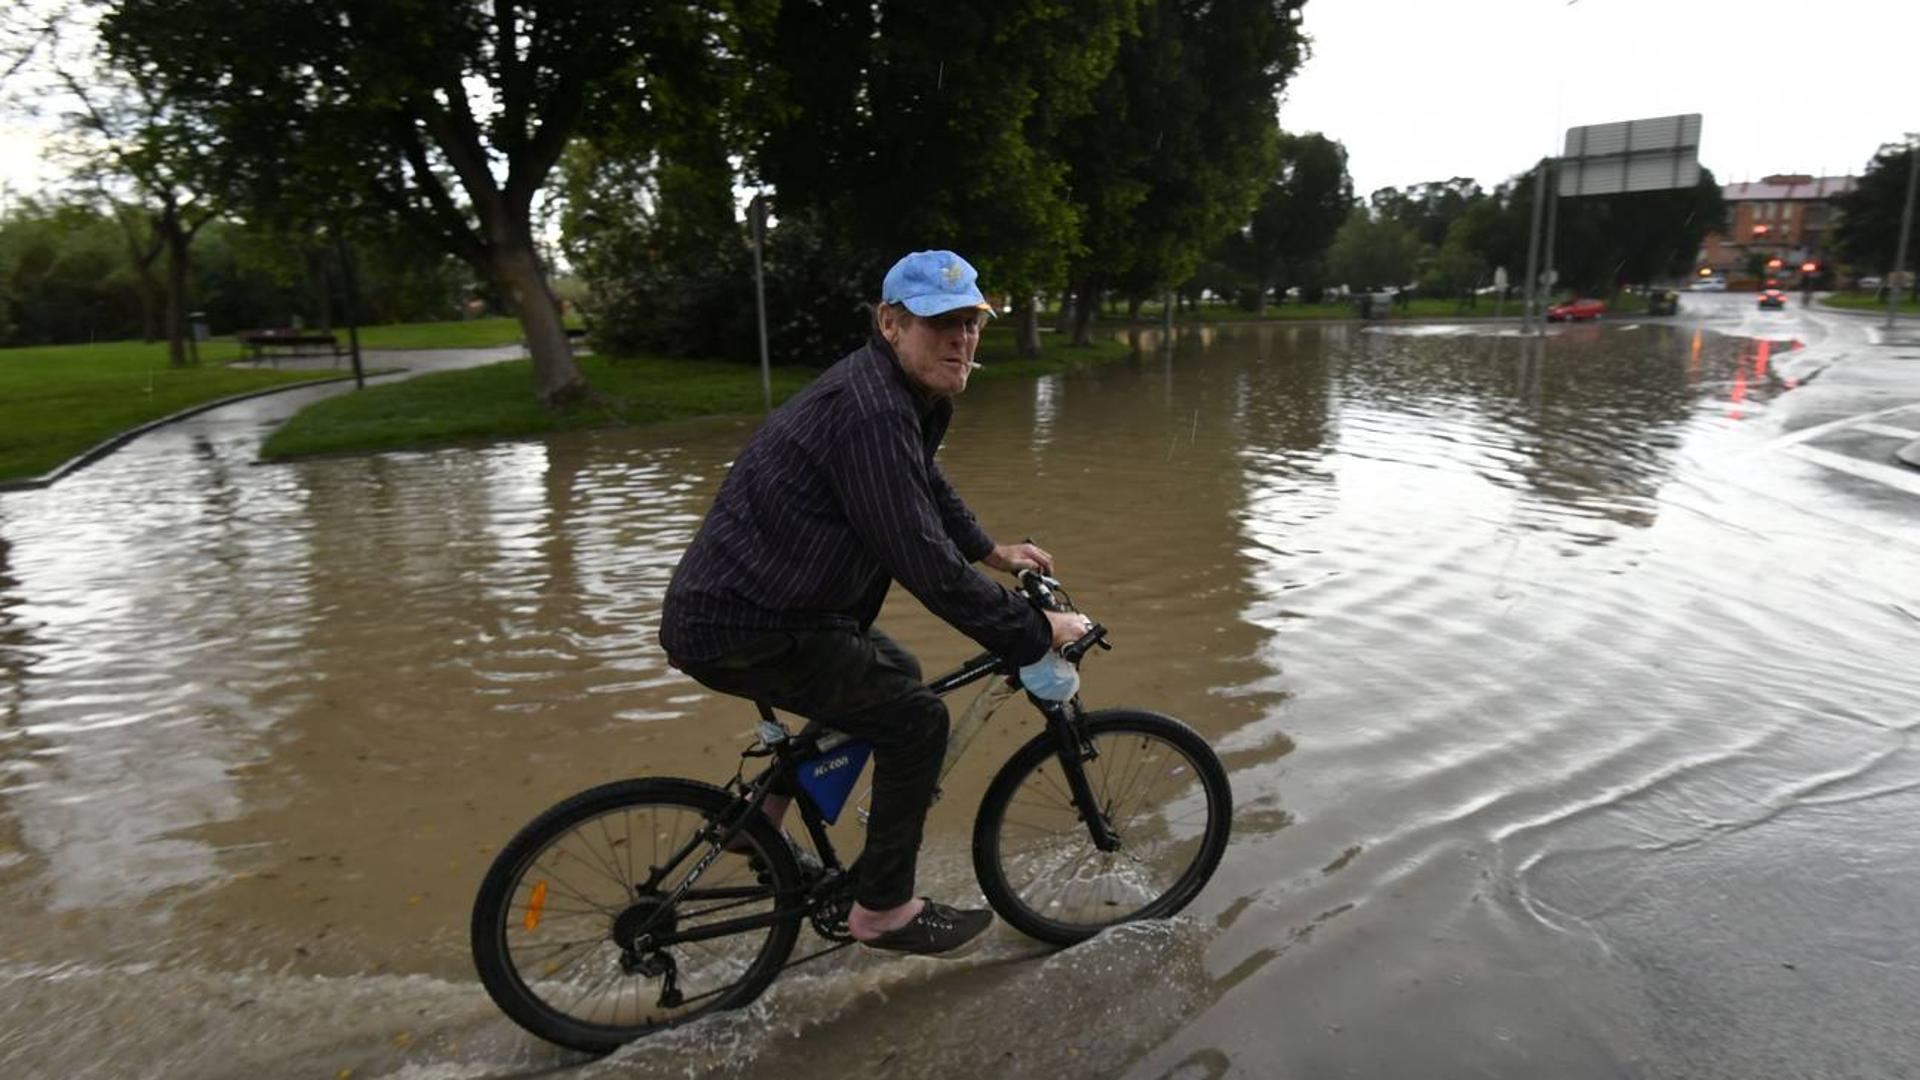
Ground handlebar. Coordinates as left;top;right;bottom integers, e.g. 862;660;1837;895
1016;568;1064;610
1016;568;1113;663
1061;624;1109;664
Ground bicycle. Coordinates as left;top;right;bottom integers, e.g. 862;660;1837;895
470;570;1233;1053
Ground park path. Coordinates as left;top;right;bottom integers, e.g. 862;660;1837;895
77;345;526;484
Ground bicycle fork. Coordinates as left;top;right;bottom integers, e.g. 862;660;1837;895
1045;700;1121;852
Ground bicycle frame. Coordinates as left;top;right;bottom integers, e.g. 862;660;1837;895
621;649;1115;953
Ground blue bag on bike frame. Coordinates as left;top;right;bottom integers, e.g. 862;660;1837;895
794;739;873;824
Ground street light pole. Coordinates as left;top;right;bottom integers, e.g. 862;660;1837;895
1889;135;1919;332
1522;162;1547;332
748;194;772;412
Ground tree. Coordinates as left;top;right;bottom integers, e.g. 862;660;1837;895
1422;220;1489;304
64;72;219;365
1834;144;1919;298
101;0;755;405
0;197;143;345
1327;209;1420;290
1235;132;1352;313
1370;177;1486;248
750;0;1141;357
2;5;218;363
1055;0;1308;343
1452;186;1529;290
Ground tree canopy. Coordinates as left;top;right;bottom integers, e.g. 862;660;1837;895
100;0;763;403
751;1;1141;305
1231;131;1353;310
1834;143;1918;293
1056;0;1307;341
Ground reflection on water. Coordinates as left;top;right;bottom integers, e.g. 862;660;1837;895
3;318;1915;1077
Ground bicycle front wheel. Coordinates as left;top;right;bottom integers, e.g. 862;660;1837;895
470;777;803;1053
973;709;1231;945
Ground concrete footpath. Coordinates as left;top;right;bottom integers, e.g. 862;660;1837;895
1;345;523;491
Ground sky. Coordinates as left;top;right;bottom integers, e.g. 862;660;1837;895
1279;0;1920;199
4;0;1918;208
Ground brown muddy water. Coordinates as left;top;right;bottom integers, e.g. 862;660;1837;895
2;315;1917;1079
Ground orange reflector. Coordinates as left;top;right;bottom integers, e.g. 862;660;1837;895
524;881;548;931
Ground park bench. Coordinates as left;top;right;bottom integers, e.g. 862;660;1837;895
238;329;347;366
518;326;590;352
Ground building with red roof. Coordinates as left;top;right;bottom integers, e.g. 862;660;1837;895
1698;174;1857;286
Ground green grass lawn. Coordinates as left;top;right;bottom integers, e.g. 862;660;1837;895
0;339;349;482
261;354;812;459
2;318;1141;478
263;330;1138;461
1820;292;1920;315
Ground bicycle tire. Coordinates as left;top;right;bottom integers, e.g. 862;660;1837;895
973;709;1231;945
471;777;803;1053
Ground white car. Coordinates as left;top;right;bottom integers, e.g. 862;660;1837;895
1689;278;1727;292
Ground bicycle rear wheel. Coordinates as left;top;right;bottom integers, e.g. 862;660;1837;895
973;709;1231;945
470;777;802;1053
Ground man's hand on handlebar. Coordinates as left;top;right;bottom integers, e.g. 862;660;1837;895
984;540;1054;575
1044;608;1094;650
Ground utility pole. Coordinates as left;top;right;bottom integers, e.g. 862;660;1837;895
1889;135;1919;332
1522;162;1548;332
1542;159;1560;307
749;194;772;412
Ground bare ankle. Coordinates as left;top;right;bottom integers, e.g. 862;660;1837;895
849;897;924;938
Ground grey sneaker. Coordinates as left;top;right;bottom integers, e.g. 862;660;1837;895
858;899;993;957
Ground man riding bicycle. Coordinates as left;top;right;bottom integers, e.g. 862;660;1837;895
660;250;1091;957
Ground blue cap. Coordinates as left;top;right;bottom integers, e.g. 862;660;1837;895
881;250;996;318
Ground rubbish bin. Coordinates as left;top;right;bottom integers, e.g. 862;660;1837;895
189;311;210;341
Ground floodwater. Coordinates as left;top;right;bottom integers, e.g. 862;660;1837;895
3;311;1918;1079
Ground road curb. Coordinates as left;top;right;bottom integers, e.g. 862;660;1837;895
0;370;396;494
1814;301;1920;320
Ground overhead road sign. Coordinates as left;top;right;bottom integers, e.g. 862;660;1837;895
1558;113;1703;196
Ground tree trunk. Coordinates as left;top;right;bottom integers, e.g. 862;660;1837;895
1052;293;1074;335
136;268;161;342
114;211;165;342
1016;294;1042;358
162;212;191;367
308;247;334;333
1071;282;1096;347
1255;276;1270;316
1126;296;1143;321
492;238;586;407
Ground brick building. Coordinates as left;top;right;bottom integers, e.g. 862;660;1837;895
1698;174;1857;285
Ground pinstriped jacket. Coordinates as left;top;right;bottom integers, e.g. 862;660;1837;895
659;333;1051;666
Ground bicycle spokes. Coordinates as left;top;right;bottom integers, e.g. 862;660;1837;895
982;721;1224;935
496;801;791;1031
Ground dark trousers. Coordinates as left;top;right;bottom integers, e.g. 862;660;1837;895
674;627;948;910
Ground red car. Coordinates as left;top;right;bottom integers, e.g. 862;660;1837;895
1546;298;1605;322
1758;289;1787;310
